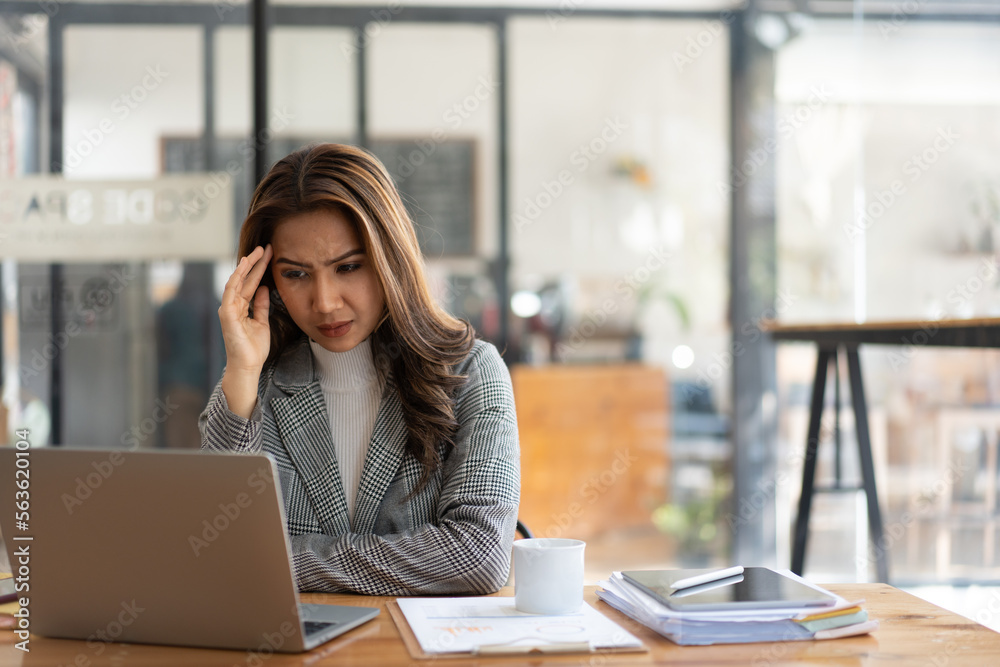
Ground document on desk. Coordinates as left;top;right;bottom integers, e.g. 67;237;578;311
392;597;645;657
596;571;878;646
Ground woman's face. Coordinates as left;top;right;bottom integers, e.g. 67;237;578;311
270;208;386;354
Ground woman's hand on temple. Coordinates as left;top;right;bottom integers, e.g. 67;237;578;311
219;244;273;418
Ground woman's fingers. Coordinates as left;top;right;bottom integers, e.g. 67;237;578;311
242;244;273;301
238;245;269;302
219;247;272;372
222;255;248;304
252;284;270;326
220;245;271;312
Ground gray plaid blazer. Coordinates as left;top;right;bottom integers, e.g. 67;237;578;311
199;337;520;595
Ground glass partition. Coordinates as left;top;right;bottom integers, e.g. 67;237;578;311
773;14;1000;585
367;23;501;340
1;1;734;581
509;15;731;572
0;3;250;450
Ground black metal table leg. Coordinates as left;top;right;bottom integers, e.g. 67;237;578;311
792;346;835;575
846;347;890;583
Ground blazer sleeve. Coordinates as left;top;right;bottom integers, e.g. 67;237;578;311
199;378;266;454
290;342;521;596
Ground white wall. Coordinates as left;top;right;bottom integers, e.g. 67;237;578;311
215;26;356;137
368;23;499;261
63;26;203;178
64;24;358;178
776;20;1000;323
509;16;730;374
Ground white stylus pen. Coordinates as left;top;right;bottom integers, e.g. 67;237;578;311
670;566;745;591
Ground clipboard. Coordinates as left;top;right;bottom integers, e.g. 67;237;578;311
387;598;647;659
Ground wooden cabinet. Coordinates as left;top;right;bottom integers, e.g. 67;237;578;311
511;364;670;541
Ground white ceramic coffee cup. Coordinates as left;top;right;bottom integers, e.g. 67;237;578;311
512;538;585;614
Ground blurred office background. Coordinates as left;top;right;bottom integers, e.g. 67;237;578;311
1;0;1000;626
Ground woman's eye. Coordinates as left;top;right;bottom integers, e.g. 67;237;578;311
338;263;362;274
281;270;306;280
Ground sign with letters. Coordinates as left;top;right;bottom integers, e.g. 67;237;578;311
0;175;234;261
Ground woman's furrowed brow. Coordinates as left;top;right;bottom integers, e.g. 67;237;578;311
325;248;365;265
273;248;364;267
273;257;309;268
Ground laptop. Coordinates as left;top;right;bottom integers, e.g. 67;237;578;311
0;448;378;652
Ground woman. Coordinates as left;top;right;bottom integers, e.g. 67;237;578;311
199;143;520;596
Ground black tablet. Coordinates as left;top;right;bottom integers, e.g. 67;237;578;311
620;567;837;611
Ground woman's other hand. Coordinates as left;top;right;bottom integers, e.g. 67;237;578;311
219;244;273;418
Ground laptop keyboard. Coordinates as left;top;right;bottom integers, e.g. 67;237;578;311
304;621;339;636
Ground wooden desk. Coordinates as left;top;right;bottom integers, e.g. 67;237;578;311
3;584;998;665
767;318;1000;584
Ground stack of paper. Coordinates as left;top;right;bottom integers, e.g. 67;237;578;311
596;571;878;646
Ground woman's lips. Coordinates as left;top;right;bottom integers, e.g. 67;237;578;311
317;321;352;338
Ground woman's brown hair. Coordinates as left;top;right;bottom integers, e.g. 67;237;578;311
238;143;475;488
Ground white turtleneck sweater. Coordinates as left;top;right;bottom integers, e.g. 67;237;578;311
309;338;383;522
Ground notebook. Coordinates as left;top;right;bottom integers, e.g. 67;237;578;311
0;448;378;652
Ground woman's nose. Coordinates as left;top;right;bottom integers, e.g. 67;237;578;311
313;277;344;313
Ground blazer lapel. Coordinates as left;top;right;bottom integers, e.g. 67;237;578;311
352;377;409;535
270;342;351;536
